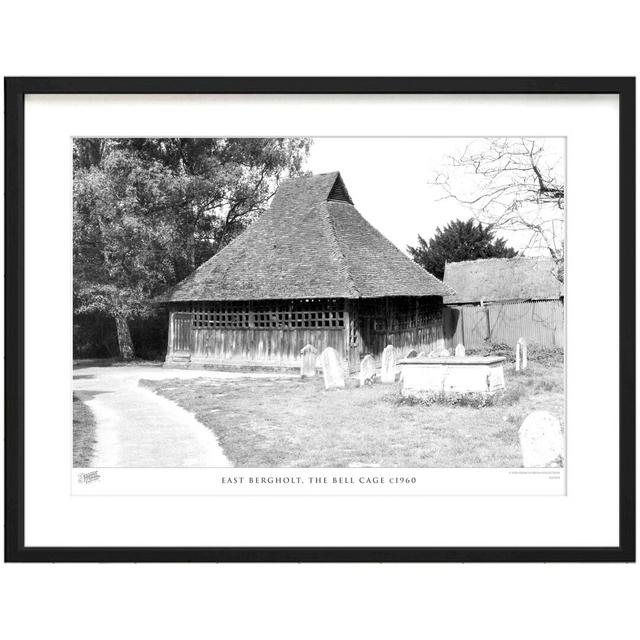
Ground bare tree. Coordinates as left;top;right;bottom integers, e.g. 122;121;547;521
432;138;565;281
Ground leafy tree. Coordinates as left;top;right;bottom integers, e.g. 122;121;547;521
73;138;310;359
408;218;518;280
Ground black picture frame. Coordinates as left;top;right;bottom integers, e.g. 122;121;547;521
4;77;635;563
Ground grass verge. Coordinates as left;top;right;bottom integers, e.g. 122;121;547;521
73;392;98;467
141;358;563;468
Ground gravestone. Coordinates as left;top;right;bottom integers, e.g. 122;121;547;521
454;343;466;357
380;345;396;383
439;348;451;357
359;355;376;386
320;347;345;390
516;337;528;371
300;344;318;378
405;349;418;359
518;411;564;467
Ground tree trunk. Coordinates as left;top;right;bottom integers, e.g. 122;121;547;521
115;315;135;361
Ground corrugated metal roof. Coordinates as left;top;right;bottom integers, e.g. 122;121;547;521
443;257;564;304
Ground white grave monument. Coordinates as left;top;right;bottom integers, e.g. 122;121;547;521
359;355;376;386
300;344;318;378
320;347;345;390
380;345;396;383
515;337;528;371
454;343;466;357
518;411;564;467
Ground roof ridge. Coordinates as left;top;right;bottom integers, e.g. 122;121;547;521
316;201;360;297
167;172;455;302
447;256;549;265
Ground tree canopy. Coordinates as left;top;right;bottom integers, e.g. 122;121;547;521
73;137;310;358
408;218;518;281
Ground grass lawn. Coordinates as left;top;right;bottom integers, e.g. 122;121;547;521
141;358;564;468
73;392;98;467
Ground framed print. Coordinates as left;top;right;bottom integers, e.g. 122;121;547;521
4;77;635;562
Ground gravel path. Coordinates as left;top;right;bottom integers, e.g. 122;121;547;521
73;365;290;467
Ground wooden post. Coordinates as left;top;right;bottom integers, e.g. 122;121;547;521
345;299;361;373
385;296;391;348
166;309;175;361
343;300;350;363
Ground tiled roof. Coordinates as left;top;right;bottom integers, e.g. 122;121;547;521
166;172;453;301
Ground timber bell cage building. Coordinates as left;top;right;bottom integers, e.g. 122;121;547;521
163;172;455;372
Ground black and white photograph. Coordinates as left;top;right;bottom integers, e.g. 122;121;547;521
4;75;634;567
72;136;565;471
2;3;637;636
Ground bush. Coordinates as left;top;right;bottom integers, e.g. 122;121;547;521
466;341;564;367
527;344;564;365
384;387;521;409
466;341;514;361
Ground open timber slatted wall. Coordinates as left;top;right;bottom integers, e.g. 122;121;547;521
444;300;564;349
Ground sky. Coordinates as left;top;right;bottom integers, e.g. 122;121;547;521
304;137;565;256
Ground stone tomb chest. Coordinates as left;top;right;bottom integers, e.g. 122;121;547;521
399;355;506;396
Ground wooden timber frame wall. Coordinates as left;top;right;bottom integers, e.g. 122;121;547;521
165;296;447;372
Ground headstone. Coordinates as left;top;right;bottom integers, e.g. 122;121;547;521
454;343;466;357
300;344;318;378
405;349;418;359
320;347;345;390
380;345;396;383
518;411;564;467
359;355;376;386
439;348;451;357
520;338;528;370
515;337;528;371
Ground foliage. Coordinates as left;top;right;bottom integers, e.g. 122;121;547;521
526;344;565;365
384;387;524;409
73;138;310;358
466;341;515;360
466;341;564;366
408;218;517;280
432;138;565;281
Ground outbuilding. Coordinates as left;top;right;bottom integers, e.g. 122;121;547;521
442;256;564;348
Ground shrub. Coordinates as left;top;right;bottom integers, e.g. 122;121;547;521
467;341;564;367
527;344;564;366
466;341;514;361
384;389;515;409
